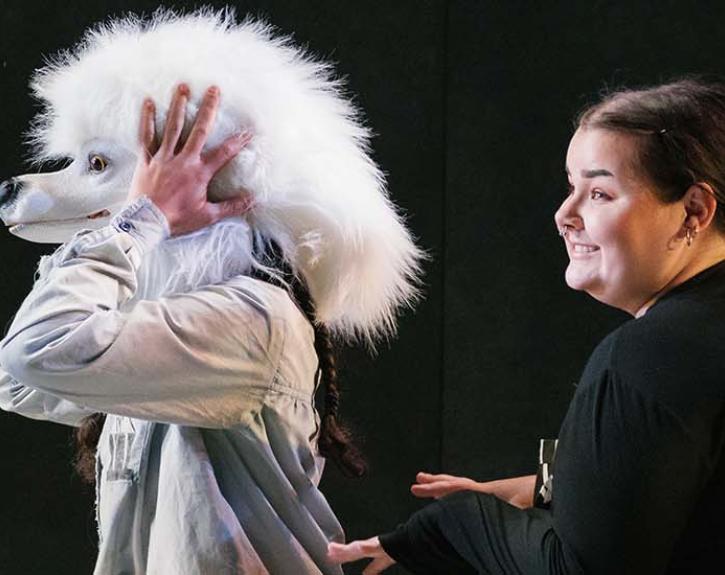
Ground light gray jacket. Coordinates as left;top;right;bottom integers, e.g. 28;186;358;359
0;196;344;574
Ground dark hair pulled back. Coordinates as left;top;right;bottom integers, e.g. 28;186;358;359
576;76;725;233
74;239;366;484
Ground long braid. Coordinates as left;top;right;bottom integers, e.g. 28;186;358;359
74;412;105;484
253;241;367;477
312;322;366;477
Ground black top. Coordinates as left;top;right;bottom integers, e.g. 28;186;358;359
380;260;725;574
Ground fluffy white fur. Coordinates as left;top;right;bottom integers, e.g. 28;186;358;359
12;7;423;343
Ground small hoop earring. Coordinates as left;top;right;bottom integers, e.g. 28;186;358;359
558;226;570;238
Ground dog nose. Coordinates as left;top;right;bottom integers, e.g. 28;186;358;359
0;178;22;209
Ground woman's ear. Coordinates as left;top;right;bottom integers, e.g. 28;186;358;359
683;182;719;231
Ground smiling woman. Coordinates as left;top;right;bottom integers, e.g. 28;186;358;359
329;78;725;574
556;128;723;317
557;86;725;318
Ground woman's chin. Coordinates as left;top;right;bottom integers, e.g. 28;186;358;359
564;265;599;293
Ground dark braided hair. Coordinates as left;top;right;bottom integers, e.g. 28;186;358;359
74;412;104;484
73;239;366;484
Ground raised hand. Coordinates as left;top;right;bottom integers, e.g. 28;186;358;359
127;83;253;237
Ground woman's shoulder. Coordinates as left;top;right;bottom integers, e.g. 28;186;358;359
217;274;311;330
607;296;725;409
615;293;723;360
223;275;318;392
221;274;295;312
205;274;315;359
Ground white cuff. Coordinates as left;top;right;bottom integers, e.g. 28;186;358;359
111;196;170;262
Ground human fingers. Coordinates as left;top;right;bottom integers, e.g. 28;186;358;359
169;193;253;237
327;537;381;563
203;194;254;226
138;98;157;163
415;471;473;483
362;555;396;575
416;471;465;483
159;83;190;158
202;131;253;175
184;85;220;157
411;480;456;499
328;541;366;563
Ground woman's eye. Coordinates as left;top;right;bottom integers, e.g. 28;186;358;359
590;189;608;200
88;154;109;173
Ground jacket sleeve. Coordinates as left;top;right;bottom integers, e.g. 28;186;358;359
0;368;95;427
0;196;290;427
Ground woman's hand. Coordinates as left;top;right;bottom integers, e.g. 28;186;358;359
326;473;535;573
412;471;536;509
127;83;253;237
327;537;396;575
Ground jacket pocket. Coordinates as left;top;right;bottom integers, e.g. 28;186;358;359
101;417;152;483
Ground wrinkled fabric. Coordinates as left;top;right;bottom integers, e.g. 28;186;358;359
0;196;344;574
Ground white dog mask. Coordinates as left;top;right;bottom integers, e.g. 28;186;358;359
0;9;423;344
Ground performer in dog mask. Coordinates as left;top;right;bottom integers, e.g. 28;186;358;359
0;9;422;575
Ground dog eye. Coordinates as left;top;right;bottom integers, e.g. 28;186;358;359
88;154;109;173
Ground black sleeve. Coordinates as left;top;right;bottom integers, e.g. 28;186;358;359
378;331;713;574
378;501;477;575
379;492;582;575
551;367;711;574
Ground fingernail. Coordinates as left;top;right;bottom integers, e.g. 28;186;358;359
237;130;253;141
178;83;190;96
144;98;155;111
207;85;219;96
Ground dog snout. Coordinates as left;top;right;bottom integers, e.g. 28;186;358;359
0;178;22;209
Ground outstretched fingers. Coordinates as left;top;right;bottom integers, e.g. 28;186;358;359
185;86;220;157
158;83;190;158
203;131;253;173
416;472;460;483
138;98;157;163
412;471;478;498
411;481;447;498
205;194;254;224
328;538;395;574
328;541;367;563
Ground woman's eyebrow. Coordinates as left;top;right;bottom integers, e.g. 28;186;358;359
582;168;614;178
564;167;615;178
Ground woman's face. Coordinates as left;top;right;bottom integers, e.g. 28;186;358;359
554;127;686;315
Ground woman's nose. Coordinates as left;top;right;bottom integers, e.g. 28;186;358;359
554;193;582;232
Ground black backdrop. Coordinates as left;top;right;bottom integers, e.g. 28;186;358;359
0;1;722;573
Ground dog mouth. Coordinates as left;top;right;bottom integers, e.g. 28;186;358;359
7;208;111;233
87;208;111;220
